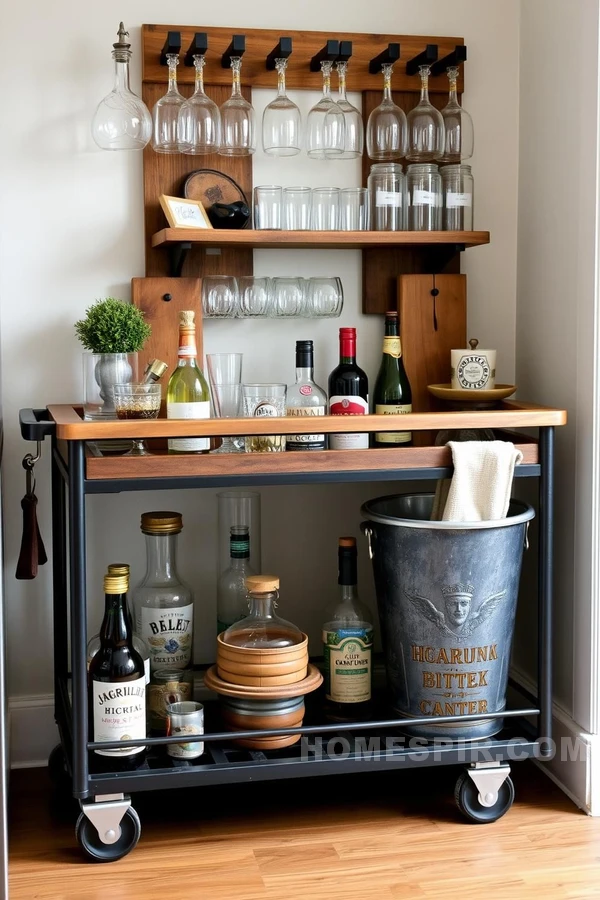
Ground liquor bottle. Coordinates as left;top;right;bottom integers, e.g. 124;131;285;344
88;572;146;767
217;526;256;633
133;512;194;676
87;564;150;683
328;328;369;450
286;340;327;451
323;537;373;715
166;310;210;454
373;311;412;447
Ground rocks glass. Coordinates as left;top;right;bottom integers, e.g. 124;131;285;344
243;384;287;452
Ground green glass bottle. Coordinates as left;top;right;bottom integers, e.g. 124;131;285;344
373;311;412;447
166;310;210;454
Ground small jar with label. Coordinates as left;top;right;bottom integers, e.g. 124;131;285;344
441;164;474;230
406;163;442;231
367;163;405;231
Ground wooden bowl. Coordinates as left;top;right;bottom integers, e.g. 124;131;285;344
216;632;309;687
204;663;323;699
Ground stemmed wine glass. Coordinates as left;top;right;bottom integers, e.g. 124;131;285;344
178;54;221;154
439;66;474;163
262;58;301;156
219;57;256;156
406;65;445;162
306;61;345;159
335;61;363;159
366;63;406;160
152;53;185;153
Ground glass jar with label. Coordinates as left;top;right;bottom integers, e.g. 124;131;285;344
441;164;474;230
367;163;405;231
406;163;442;231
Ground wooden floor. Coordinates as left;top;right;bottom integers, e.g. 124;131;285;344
8;762;600;900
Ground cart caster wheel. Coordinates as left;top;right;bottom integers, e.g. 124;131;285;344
75;807;141;862
48;744;70;788
454;770;515;824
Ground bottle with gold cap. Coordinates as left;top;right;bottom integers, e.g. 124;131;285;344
87;564;150;683
322;537;373;711
88;571;146;767
133;512;194;675
222;575;303;649
166;310;210;454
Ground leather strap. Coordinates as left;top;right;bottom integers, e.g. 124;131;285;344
16;491;47;580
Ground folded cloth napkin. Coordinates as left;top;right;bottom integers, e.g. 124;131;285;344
433;440;523;522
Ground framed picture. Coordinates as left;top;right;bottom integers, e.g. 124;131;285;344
159;195;213;229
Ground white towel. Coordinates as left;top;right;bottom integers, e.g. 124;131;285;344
440;441;523;522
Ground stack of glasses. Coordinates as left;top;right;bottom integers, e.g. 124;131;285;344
202;276;343;318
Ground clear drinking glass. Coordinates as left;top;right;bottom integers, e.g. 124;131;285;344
366;63;407;161
335;62;363;159
339;187;369;230
242;384;287;453
166;701;204;759
206;353;243;454
206;353;243;385
253;185;282;230
262;58;302;156
152;53;185;153
307;61;345;159
238;277;271;316
177;54;221;154
283;187;312;230
439;67;474;163
219;57;256;157
202;276;239;318
406;65;445;162
305;277;344;317
441;164;474;230
270;277;306;317
113;383;161;456
312;187;340;230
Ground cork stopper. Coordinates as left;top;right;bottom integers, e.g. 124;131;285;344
246;575;280;592
179;310;195;328
338;537;356;548
104;573;129;595
141;511;183;535
107;563;130;576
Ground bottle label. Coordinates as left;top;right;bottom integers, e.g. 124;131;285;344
412;189;440;207
92;676;146;757
382;336;402;358
376;189;402;208
323;628;373;703
446;191;472;208
167;401;210;452
139;604;194;672
375;403;412;443
286;405;326;451
329;396;369;450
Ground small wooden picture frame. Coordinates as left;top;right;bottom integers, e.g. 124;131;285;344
159;194;213;229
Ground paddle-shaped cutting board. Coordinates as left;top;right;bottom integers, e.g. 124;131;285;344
132;277;203;378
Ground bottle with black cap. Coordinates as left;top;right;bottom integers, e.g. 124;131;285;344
286;340;327;451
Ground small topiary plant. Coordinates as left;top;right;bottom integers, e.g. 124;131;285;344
75;298;151;353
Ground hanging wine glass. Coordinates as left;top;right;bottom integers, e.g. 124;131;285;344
406;65;445;162
152;53;185;153
306;60;345;159
178;54;221;154
335;61;363;159
91;23;152;151
262;58;301;156
219;57;256;156
439;66;474;163
366;63;406;161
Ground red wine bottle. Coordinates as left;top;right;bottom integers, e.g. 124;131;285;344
328;328;369;450
373;311;412;447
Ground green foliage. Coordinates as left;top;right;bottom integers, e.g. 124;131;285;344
74;298;151;353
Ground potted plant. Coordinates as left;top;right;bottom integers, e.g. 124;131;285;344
75;298;151;419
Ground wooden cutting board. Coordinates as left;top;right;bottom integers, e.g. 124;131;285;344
131;277;203;378
398;274;467;416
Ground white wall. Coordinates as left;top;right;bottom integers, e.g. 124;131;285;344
0;0;520;762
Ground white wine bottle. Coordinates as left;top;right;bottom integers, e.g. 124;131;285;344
166;310;210;453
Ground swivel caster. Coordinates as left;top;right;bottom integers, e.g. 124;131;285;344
75;797;141;862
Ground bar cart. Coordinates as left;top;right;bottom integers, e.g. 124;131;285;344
19;403;565;861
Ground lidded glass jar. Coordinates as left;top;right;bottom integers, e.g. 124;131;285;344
222;576;303;649
406;163;442;231
367;163;405;231
441;164;474;231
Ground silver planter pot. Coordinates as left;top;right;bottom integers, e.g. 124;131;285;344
83;352;138;420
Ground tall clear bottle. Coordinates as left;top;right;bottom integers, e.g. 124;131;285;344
133;512;194;676
166;311;210;454
286;340;327;451
217;526;256;633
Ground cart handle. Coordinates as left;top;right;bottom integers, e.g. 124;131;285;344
19;408;55;443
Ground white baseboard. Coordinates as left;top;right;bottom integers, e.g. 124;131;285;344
8;694;58;769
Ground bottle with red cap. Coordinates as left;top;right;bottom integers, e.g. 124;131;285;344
328;327;369;450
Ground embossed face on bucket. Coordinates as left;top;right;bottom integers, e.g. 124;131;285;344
444;595;471;627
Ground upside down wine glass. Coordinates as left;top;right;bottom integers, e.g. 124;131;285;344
406;65;445;162
307;60;345;159
152;53;185;153
219;57;256;156
178;54;221;154
262;58;301;156
335;61;363;159
366;63;406;161
439;66;474;163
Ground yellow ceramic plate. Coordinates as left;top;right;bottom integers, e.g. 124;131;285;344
427;383;517;403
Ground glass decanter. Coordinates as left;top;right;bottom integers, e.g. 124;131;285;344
335;61;363;159
439;66;474;163
222;576;303;648
306;60;345;159
262;58;301;156
406;65;445;162
178;54;221;155
152;53;185;153
219;57;256;156
92;23;152;151
366;63;406;161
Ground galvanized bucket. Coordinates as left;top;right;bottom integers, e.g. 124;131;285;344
361;494;534;740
